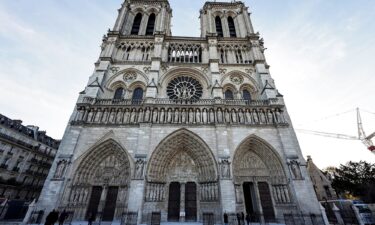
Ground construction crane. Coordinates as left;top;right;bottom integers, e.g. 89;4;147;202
296;108;375;154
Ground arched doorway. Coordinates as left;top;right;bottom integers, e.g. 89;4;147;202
233;136;290;223
145;129;219;223
62;139;131;221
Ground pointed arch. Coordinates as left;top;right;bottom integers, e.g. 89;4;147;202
228;16;237;37
147;129;218;183
146;13;156;35
215;16;223;37
131;13;143;35
233;135;287;184
72;138;132;186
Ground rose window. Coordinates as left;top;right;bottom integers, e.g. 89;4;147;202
167;76;203;100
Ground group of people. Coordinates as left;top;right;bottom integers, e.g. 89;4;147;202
45;210;69;225
223;212;254;225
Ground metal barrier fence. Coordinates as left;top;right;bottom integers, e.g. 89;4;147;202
150;212;161;225
120;211;138;225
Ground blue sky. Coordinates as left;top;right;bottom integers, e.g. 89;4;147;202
0;0;374;168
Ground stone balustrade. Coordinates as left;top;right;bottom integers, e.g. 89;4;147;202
72;97;288;126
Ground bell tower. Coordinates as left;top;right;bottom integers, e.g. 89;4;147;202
200;1;255;37
113;0;172;36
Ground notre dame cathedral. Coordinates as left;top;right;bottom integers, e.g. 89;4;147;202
35;0;323;224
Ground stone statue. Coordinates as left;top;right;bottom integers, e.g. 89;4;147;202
290;160;302;180
220;160;230;179
135;159;145;179
54;160;67;179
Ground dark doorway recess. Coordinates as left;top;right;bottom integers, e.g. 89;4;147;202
102;186;119;221
258;182;275;222
185;182;197;221
86;186;103;220
168;182;181;221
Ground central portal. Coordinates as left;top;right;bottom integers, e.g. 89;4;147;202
167;182;197;222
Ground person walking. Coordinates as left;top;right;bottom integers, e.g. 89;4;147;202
88;213;94;225
241;212;245;225
245;214;251;225
223;212;229;225
236;213;241;225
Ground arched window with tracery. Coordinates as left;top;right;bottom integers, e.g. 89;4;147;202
215;16;223;37
146;13;156;35
224;90;234;100
114;87;125;100
228;16;237;37
243;90;252;102
131;13;143;35
132;87;144;104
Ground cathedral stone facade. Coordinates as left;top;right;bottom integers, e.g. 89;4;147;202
35;0;323;224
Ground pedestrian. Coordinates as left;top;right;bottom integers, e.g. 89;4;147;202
245;214;250;225
236;213;241;225
223;212;228;225
88;213;94;225
58;210;68;225
241;212;245;225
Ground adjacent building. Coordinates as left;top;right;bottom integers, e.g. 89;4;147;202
0;114;59;220
35;1;323;224
307;156;337;202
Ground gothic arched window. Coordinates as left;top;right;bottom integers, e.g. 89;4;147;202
146;13;156;35
215;16;223;37
243;90;252;102
132;87;144;104
131;13;143;35
225;90;234;100
228;16;237;37
114;87;125;100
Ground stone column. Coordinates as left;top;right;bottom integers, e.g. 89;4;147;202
180;183;186;222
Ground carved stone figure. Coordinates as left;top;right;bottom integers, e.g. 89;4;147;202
220;159;231;179
134;159;145;179
54;160;68;179
290;160;303;180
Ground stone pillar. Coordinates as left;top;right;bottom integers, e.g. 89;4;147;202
180;183;186;222
220;181;236;213
332;203;344;225
127;180;145;224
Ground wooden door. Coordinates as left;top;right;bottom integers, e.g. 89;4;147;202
258;182;275;222
102;186;119;221
185;182;197;221
86;186;103;220
168;182;180;221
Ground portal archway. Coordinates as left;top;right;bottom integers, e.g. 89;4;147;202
64;139;132;221
145;129;219;222
233;135;290;223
